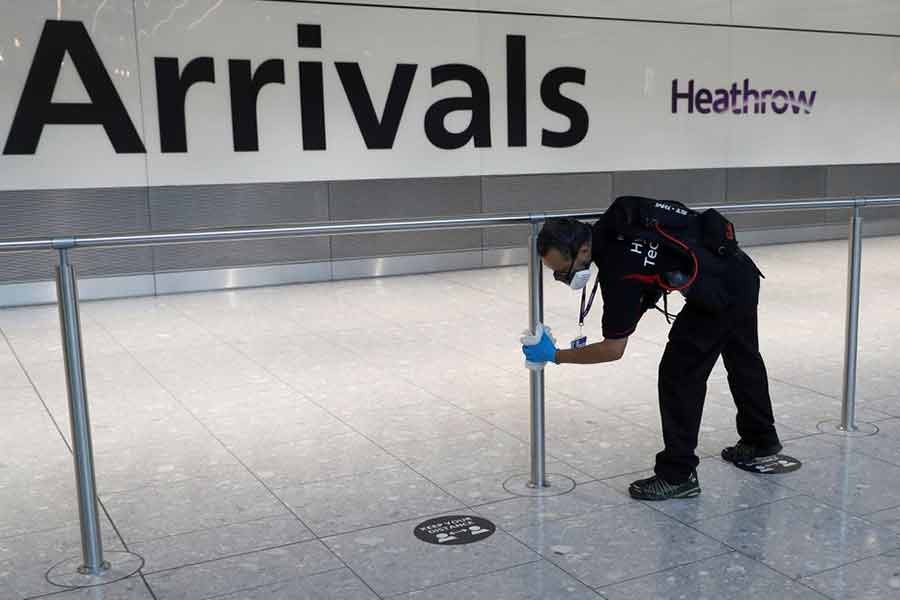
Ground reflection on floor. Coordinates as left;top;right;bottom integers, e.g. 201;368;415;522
1;236;899;599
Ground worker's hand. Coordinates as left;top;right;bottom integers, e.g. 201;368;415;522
522;330;558;364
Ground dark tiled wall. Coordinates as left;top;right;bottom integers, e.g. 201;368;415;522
148;182;331;271
826;165;900;222
1;164;899;283
329;177;483;259
0;187;153;281
612;170;726;204
482;173;613;248
724;166;829;229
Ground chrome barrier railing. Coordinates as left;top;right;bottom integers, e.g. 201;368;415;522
0;194;898;584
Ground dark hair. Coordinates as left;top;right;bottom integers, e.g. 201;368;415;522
537;218;592;259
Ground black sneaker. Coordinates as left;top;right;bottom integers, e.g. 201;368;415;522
721;440;783;464
629;471;701;501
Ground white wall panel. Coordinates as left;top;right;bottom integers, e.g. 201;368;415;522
135;0;485;186
318;0;733;26
1;1;899;190
324;0;900;34
732;0;900;36
726;30;900;166
0;0;148;190
477;0;732;24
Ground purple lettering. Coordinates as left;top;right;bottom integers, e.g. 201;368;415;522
713;89;729;113
772;90;789;114
760;89;772;114
696;88;712;113
671;78;694;114
730;82;740;114
673;79;816;117
790;89;817;114
742;78;759;114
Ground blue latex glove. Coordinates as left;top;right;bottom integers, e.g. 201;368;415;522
522;330;558;364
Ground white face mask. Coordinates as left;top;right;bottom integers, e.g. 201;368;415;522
568;267;592;290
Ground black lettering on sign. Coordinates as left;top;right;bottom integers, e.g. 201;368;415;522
541;67;588;148
229;59;286;152
425;64;492;150
155;56;215;153
297;24;326;151
336;63;417;149
3;20;145;155
298;60;326;151
506;34;527;147
3;20;591;156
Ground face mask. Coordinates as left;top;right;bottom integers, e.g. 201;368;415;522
567;267;592;290
554;256;592;290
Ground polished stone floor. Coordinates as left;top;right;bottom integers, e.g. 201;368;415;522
1;236;899;599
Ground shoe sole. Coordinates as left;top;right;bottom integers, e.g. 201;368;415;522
722;447;783;464
628;487;701;501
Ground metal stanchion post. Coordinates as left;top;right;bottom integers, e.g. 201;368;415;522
527;221;548;488
47;248;144;589
502;218;576;497
818;202;877;437
55;247;108;575
840;205;864;431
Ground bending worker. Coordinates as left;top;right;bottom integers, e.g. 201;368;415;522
522;195;782;501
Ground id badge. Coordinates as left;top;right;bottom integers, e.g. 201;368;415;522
570;336;587;349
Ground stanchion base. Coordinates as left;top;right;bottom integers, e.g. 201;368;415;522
816;420;879;437
47;551;144;589
502;473;576;497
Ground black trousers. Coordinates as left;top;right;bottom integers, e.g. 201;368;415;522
654;252;780;483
